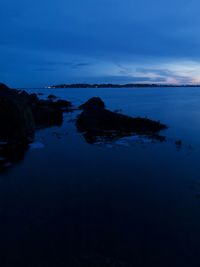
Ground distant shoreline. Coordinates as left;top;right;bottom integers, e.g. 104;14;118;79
49;83;200;89
18;83;200;90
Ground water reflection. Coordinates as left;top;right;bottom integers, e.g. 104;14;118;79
80;130;166;146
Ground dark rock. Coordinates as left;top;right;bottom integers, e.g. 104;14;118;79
0;84;35;144
34;99;71;109
48;94;57;100
0;83;72;172
53;99;72;109
79;97;105;110
34;99;72;114
0;83;10;91
0;84;35;172
29;93;39;103
18;89;30;98
18;91;39;105
77;97;167;144
77;105;166;134
16;91;72;128
36;99;52;106
32;106;63;128
30;99;71;127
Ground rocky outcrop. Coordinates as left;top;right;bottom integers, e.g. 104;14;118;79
77;97;167;143
32;99;71;127
79;97;105;110
0;83;72;171
32;105;63;128
52;99;72;109
18;90;72;128
0;83;35;143
0;83;35;172
48;94;57;100
0;84;73;139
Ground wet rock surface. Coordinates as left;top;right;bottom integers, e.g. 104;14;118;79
77;97;167;144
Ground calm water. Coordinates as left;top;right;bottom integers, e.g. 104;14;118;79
1;87;200;266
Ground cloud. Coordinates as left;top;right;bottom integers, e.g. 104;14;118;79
1;0;200;86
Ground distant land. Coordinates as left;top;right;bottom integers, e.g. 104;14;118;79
47;83;200;89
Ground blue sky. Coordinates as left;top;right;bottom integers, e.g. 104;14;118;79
1;0;200;87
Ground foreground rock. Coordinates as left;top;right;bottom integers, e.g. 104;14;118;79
0;83;35;143
33;99;72;128
0;83;72;171
32;105;63;128
18;90;72;128
0;83;35;171
77;97;167;144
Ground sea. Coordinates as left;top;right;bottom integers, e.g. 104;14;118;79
1;87;200;266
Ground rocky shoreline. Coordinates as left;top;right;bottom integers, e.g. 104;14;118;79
0;83;72;172
0;83;167;172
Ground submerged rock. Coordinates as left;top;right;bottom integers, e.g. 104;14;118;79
77;97;167;144
52;99;72;109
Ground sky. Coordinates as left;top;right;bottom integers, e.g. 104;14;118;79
1;0;200;87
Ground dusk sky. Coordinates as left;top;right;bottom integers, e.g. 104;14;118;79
1;0;200;87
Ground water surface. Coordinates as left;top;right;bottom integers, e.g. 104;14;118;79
1;87;200;266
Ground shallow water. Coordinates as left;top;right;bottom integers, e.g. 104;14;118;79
1;87;200;266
